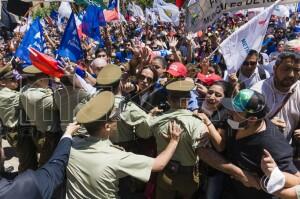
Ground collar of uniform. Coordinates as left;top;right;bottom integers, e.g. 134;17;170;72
85;136;112;145
271;77;299;94
167;108;191;114
0;87;18;93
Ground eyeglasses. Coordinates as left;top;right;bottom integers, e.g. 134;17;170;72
243;61;257;66
138;74;153;83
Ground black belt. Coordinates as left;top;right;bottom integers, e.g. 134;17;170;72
165;160;194;174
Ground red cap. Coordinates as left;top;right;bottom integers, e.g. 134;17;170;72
196;72;222;86
167;62;187;77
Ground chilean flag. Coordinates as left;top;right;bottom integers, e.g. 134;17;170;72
29;47;65;78
104;0;119;22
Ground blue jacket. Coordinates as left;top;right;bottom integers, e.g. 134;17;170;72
0;137;72;199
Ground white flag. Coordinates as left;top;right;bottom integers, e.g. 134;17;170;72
153;0;180;26
153;0;167;7
58;2;72;19
219;0;280;74
128;3;145;20
145;8;157;25
272;5;290;17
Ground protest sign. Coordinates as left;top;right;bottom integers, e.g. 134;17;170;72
186;0;298;32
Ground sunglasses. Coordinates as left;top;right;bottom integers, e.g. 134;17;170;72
138;74;153;83
243;61;257;66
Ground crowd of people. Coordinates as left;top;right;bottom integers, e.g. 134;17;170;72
1;1;300;199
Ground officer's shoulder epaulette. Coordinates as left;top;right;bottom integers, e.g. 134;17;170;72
110;144;125;151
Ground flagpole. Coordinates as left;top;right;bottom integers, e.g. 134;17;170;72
207;45;220;59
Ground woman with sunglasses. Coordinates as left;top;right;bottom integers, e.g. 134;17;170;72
123;66;159;112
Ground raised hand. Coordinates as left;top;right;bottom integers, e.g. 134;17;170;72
168;37;178;49
64;122;80;137
168;120;183;142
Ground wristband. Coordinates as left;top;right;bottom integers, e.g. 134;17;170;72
206;122;212;127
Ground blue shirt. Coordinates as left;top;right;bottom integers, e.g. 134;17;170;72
188;89;204;111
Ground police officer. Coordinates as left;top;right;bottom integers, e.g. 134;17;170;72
143;80;249;198
18;65;61;171
0;63;19;172
96;64;155;198
95;64;151;152
66;91;183;199
144;80;208;198
53;74;90;133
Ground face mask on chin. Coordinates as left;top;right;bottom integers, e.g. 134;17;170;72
227;119;247;130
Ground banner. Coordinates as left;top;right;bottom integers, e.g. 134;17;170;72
225;0;298;12
186;0;298;32
219;0;279;74
185;0;225;32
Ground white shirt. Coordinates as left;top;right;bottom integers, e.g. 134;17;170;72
238;67;270;88
251;78;300;142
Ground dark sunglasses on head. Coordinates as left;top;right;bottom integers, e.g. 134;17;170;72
243;61;257;66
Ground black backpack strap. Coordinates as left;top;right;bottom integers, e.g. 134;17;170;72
257;66;267;80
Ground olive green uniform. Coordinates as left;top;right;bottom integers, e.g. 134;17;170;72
54;86;90;132
66;137;154;199
0;87;20;147
19;87;61;171
111;95;151;147
149;109;209;198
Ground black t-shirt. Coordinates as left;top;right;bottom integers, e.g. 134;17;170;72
225;119;297;199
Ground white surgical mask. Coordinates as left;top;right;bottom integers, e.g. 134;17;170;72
227;119;246;130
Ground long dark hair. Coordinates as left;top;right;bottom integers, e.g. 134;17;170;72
210;80;233;98
137;65;159;91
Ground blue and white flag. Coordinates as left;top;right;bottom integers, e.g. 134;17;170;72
15;18;45;66
82;5;103;41
219;0;279;73
58;13;84;62
108;0;118;10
